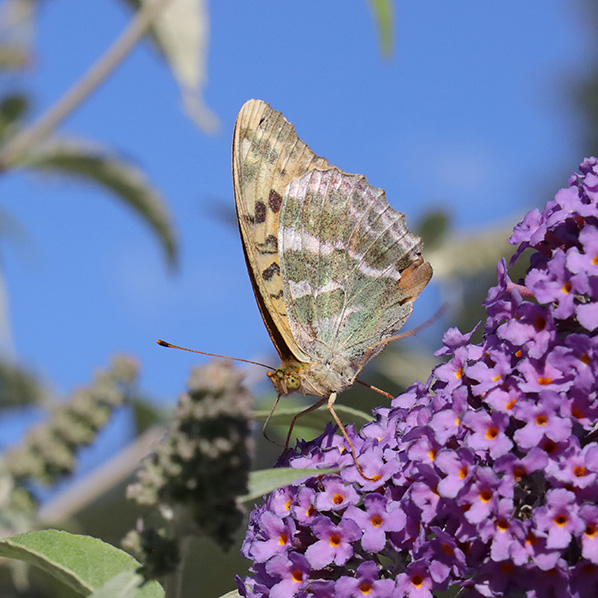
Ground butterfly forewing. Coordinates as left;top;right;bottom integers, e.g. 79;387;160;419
233;99;331;364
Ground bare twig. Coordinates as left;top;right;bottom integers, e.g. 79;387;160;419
0;0;175;170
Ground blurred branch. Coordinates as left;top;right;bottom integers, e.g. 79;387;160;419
21;139;178;265
0;0;175;170
38;426;166;526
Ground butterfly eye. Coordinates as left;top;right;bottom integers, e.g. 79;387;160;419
286;373;301;390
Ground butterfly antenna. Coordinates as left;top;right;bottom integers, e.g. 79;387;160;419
356;379;394;400
156;339;275;370
354;303;449;389
376;302;449;349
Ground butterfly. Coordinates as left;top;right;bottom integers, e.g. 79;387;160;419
233;99;432;475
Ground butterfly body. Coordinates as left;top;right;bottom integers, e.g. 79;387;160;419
233;99;432;404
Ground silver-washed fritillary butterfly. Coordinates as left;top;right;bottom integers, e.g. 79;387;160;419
233;99;432;475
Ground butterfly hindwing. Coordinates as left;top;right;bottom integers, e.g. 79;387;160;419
280;168;432;371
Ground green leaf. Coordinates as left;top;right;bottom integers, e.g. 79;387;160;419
366;0;395;57
217;591;242;598
0;530;164;598
89;570;148;598
253;403;374;429
240;467;340;503
21;140;177;266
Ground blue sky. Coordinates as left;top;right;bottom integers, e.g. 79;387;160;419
0;1;593;453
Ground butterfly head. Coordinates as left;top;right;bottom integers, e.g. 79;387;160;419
267;364;303;396
267;356;357;398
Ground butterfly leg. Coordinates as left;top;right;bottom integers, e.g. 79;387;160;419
284;397;327;450
262;393;285;446
326;393;376;482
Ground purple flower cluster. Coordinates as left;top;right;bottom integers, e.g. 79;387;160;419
237;157;598;597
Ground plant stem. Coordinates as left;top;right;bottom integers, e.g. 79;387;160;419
0;0;174;170
164;536;191;598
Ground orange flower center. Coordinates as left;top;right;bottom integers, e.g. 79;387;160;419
411;574;424;588
291;569;303;583
497;519;509;531
486;426;498;440
480;489;492;503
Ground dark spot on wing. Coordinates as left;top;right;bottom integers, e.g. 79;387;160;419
269;190;283;213
262;262;280;281
257;234;278;255
270;290;284;300
255;201;267;224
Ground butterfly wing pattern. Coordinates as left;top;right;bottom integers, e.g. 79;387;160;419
233;99;331;370
233;99;432;403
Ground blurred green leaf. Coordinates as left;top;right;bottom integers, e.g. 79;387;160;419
417;209;450;251
121;0;218;132
0;93;29;142
427;223;515;281
0;0;38;71
0;530;164;597
0;360;46;408
253;403;374;430
131;397;168;434
240;467;340;503
366;0;395;57
20;140;177;265
217;592;242;598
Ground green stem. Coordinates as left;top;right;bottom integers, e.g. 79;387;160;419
164;536;191;598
